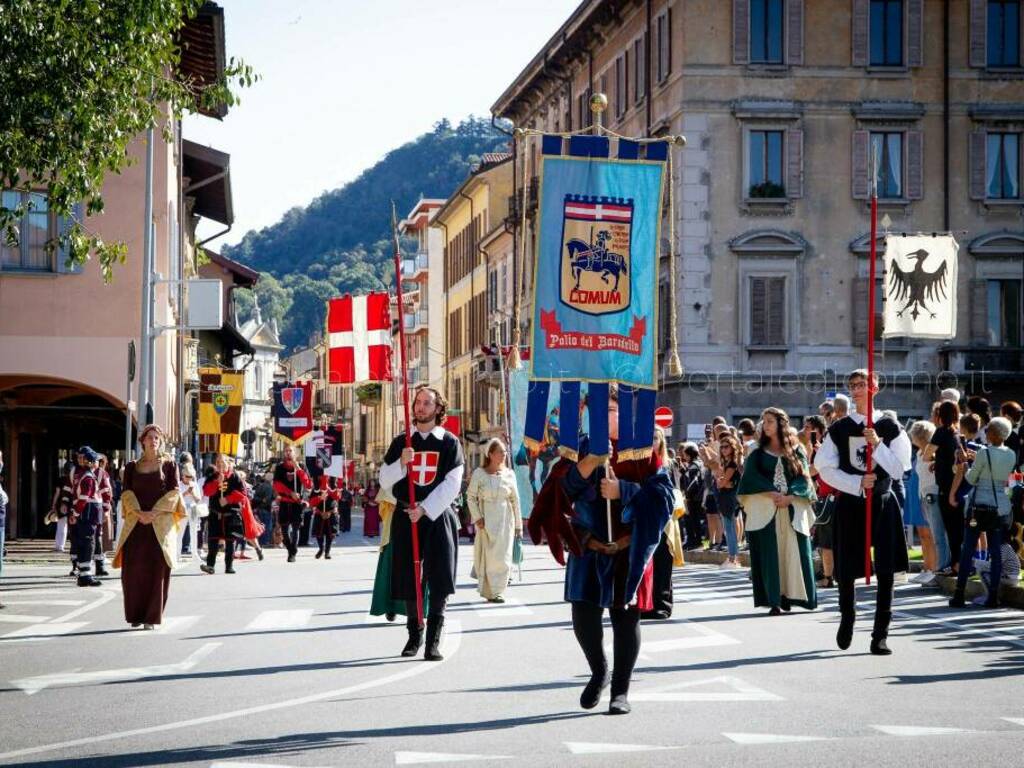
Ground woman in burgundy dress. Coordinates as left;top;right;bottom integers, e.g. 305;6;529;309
113;424;184;630
362;479;381;537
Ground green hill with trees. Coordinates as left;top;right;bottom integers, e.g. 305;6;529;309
224;117;508;350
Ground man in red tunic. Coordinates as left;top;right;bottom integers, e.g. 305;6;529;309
274;445;312;563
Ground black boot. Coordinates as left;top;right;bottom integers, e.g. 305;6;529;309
608;608;640;715
948;589;966;608
401;616;423;657
424;614;445;661
315;545;323;560
836;580;855;650
95;565;110;577
77;575;101;587
871;573;894;655
572;602;609;710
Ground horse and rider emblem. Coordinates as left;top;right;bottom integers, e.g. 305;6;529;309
559;195;632;316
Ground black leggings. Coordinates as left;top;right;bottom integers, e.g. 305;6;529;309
838;572;895;640
571;601;641;697
206;537;234;570
939;493;964;571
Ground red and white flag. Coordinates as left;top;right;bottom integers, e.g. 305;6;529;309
327;293;393;384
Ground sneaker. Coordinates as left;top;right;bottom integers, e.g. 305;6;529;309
719;560;741;570
920;573;942;588
910;570;933;584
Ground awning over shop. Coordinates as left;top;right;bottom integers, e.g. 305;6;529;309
184;140;233;226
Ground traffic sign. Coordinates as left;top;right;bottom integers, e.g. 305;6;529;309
241;429;257;446
654;407;674;429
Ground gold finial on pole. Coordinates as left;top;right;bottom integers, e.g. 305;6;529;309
590;92;608;135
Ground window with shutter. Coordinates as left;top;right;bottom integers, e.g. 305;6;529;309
615;54;627;118
969;130;989;200
751;0;784;64
971;0;989;67
870;0;904;67
749;276;787;345
786;128;804;198
633;36;646;104
0;189;60;272
852;277;870;341
985;132;1022;199
852;0;870;66
787;0;805;65
970;278;991;344
906;130;923;200
748;130;787;198
870;131;903;198
734;0;751;64
852;130;871;199
987;0;1022;68
987;279;1023;346
907;0;923;66
656;10;672;83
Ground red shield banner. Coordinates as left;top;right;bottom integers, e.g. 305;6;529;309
273;381;314;445
409;451;439;486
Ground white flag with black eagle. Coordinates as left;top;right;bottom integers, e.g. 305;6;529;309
883;234;958;339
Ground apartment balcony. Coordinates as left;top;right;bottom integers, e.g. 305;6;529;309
474;351;503;388
401;252;429;279
403;310;429;332
940;346;1024;380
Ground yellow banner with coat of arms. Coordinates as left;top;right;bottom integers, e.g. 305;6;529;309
198;368;244;455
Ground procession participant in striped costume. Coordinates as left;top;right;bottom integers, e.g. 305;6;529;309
201;454;247;575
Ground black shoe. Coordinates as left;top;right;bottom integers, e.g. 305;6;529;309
315;549;323;559
324;553;332;559
870;638;892;655
580;670;610;710
200;564;215;575
287;554;296;563
780;596;792;612
256;548;264;561
641;609;671;620
77;576;101;587
948;592;966;608
836;616;854;650
225;567;236;574
95;567;110;577
385;612;396;622
608;694;631;715
424;615;445;661
769;606;782;616
401;625;423;657
983;595;999;609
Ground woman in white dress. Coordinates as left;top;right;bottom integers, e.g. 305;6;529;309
467;438;522;603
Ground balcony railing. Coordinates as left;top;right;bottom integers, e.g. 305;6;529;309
401;252;429;277
403;310;429;331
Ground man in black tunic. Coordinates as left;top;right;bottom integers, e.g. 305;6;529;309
379;386;464;661
814;369;911;656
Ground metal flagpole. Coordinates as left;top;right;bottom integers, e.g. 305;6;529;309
391;202;424;629
865;143;879;587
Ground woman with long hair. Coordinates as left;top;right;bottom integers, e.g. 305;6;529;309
112;425;186;629
467;438;522;603
737;408;818;615
713;432;743;569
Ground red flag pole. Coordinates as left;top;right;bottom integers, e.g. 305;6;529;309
391;202;424;629
864;144;878;587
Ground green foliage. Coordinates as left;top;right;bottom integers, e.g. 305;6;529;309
0;0;256;281
228;116;509;350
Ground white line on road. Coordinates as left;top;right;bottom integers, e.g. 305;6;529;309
871;725;972;736
0;622;90;642
126;615;202;636
244;609;314;631
0;613;51;624
0;619;464;762
643;621;741;653
470;597;532;617
724;732;831;745
2;599;86;607
623;675;783;703
11;642;222;695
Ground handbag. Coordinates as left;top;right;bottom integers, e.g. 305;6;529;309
194;501;210;519
968;450;1002;530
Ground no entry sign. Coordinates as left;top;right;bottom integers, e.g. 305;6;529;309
654;406;674;429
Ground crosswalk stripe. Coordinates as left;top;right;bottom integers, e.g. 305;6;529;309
2;599;86;607
127;615;202;636
244;609;314;631
1;622;90;642
0;614;51;624
470;597;532;617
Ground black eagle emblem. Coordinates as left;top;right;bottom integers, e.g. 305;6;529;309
888;248;948;321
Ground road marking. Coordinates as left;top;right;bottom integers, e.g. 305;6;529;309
624;675;782;703
245;609;314;631
11;642;221;695
0;619;464;762
1002;718;1024;727
2;599;86;607
394;752;512;765
127;615;202;636
210;763;316;768
0;613;51;624
871;725;971;737
0;622;90;642
57;588;119;622
724;733;831;745
564;742;680;755
471;596;532;617
643;622;741;653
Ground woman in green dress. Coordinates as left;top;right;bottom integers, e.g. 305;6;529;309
737;407;818;616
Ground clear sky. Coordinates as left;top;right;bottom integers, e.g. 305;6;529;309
184;0;580;248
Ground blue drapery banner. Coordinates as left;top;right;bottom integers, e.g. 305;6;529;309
530;135;667;389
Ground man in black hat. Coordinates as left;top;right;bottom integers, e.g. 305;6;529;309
72;447;104;587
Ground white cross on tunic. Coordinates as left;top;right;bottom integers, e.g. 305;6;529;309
410;451;438;486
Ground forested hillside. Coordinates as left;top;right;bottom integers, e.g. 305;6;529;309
224;117;508;350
